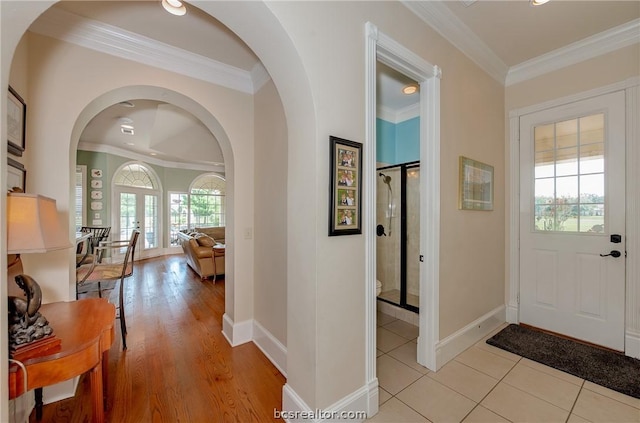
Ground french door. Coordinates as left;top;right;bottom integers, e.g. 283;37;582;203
519;91;626;351
115;188;160;259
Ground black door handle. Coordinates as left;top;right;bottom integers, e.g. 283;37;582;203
600;250;621;258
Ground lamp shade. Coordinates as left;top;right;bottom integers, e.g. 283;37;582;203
7;193;71;253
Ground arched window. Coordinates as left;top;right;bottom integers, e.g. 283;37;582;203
169;173;225;244
114;162;158;189
190;174;226;227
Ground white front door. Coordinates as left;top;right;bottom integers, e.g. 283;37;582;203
519;90;626;351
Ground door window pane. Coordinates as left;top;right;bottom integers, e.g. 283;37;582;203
533;113;605;233
120;193;137;240
145;195;158;249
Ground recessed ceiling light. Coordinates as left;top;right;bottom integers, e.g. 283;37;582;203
121;125;134;135
149;152;158;156
162;0;186;16
531;0;550;5
125;142;135;146
118;101;135;108
402;85;419;95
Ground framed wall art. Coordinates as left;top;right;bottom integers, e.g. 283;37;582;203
7;158;26;193
329;136;362;236
458;156;494;211
7;86;26;157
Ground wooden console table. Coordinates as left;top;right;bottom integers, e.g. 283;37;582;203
8;298;116;423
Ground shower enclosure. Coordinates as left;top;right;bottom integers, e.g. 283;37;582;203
376;161;420;313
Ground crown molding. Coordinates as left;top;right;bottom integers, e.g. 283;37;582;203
78;142;223;173
377;103;420;124
29;7;265;94
402;0;508;84
506;18;640;86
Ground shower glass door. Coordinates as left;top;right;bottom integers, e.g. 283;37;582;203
377;161;420;313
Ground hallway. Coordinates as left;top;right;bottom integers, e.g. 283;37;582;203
31;255;285;422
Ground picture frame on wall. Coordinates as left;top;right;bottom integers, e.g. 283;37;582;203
7;158;26;193
329;136;362;236
7;86;26;157
458;156;494;211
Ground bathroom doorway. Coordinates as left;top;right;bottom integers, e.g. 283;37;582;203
376;162;420;313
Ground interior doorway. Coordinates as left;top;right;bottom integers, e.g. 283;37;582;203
365;25;442;414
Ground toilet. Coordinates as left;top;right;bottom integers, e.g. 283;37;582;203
376;279;382;296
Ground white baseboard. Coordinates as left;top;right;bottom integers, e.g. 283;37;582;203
506;301;519;324
221;313;253;346
436;305;506;369
252;320;287;377
625;330;640;359
281;383;370;422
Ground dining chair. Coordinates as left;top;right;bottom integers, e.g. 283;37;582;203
76;230;140;350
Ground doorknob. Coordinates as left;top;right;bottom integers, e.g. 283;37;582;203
600;250;621;258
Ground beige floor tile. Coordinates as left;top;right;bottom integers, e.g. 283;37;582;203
383;319;419;340
396;377;476;423
387;342;430;374
455;346;517;380
518;358;583;386
427;361;498;402
481;383;569;423
462;405;510;423
366;397;429;422
377;355;423;395
379;387;393;406
572;388;640;422
582;381;640;410
378;326;411;353
567;414;592;423
377;312;397;327
475;340;521;362
502;362;581;410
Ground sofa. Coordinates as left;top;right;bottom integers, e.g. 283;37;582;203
177;227;225;280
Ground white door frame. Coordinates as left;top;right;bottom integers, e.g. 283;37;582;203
507;77;640;358
364;22;441;414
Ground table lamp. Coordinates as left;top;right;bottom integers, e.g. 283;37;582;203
6;193;70;359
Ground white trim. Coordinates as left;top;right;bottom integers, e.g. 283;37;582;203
365;24;441;395
626;331;640;359
281;383;370;423
507;114;520;325
78;141;223;173
509;78;640;358
401;0;507;84
252;320;287;377
364;22;379;420
626;83;640;356
221;313;253;347
28;7;265;94
376;104;420;124
435;305;505;370
251;62;271;93
506;19;640;86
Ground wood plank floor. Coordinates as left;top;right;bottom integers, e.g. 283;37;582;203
30;255;285;422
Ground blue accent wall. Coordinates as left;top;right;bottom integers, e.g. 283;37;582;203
376;117;420;165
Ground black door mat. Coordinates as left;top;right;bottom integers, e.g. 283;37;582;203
486;324;640;399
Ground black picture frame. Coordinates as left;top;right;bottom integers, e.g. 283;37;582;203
7;158;26;193
329;136;362;236
7;86;26;157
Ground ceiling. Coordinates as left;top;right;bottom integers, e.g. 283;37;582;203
31;1;639;166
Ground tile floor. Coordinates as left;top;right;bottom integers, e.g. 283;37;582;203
368;312;640;423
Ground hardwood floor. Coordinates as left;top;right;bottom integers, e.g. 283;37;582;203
31;255;285;422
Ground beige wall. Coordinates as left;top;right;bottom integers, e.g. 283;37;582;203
254;79;288;345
